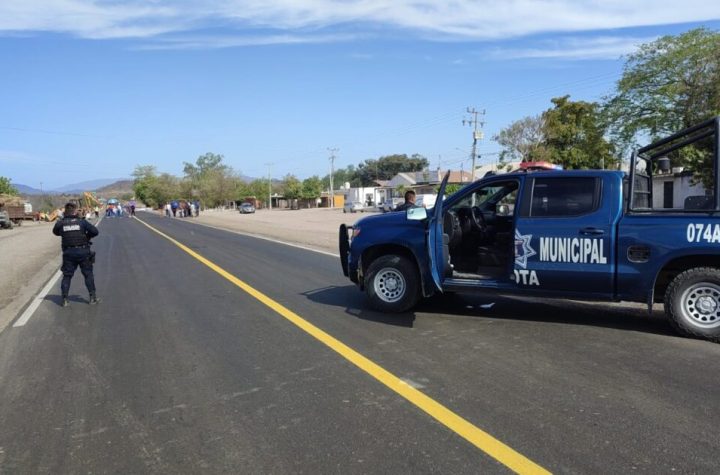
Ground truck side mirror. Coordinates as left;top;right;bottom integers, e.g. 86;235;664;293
406;207;427;221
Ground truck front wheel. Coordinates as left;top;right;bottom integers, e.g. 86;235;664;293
665;267;720;342
365;254;420;313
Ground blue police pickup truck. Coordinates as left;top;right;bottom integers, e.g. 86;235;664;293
340;117;720;342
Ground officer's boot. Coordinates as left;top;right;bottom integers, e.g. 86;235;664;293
89;294;100;305
62;297;69;307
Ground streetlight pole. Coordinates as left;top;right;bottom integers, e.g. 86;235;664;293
265;163;273;210
328;148;338;208
463;107;485;181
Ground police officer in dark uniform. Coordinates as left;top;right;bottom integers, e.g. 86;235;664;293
395;190;418;212
53;203;100;307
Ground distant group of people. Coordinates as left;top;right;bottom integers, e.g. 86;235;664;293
104;199;137;218
164;199;200;218
105;204;123;217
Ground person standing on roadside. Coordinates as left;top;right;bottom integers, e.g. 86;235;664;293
171;200;179;217
194;199;200;216
53;202;100;307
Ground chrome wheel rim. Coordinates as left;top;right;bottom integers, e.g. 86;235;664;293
680;283;720;329
374;267;406;303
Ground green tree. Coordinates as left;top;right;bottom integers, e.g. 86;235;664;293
132;165;159;207
301;176;323;202
353;154;429;186
153;174;180;207
322;165;356;190
541;96;616;169
604;28;720;152
493;115;548;165
235;180;252;200
183;152;229;180
444;184;462;195
248;178;273;206
201;168;240;207
0;176;19;195
282;174;303;200
182;153;239;207
131;165;180;207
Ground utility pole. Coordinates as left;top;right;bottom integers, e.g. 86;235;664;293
463;107;485;181
265;163;273;210
327;148;338;208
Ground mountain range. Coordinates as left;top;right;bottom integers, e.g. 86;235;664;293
14;178;129;195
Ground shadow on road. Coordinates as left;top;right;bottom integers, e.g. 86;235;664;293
302;285;416;328
420;292;676;337
304;285;677;338
45;294;89;306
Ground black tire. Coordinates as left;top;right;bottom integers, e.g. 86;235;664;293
364;254;420;312
665;267;720;342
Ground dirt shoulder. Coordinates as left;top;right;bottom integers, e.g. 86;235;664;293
0;221;61;329
186;207;370;254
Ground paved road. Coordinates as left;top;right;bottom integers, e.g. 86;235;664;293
1;212;719;474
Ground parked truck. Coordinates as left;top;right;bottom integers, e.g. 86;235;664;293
340;117;720;342
0;209;12;229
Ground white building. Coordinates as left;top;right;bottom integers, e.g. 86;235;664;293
343;186;387;207
652;167;710;209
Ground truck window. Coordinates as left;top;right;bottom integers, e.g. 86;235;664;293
529;177;598;217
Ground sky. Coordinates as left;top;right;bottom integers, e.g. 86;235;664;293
1;1;720;190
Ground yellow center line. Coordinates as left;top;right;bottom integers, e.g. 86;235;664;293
135;216;551;475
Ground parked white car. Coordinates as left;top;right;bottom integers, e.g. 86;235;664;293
415;194;437;208
378;197;402;212
343;201;365;213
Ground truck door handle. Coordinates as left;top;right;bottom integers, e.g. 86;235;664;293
580;227;604;236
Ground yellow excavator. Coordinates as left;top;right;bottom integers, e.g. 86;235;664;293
41;191;102;221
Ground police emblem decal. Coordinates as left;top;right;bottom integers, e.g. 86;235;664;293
514;229;536;269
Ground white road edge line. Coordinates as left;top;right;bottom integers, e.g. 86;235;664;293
12;216;104;328
139;211;339;258
13;270;62;327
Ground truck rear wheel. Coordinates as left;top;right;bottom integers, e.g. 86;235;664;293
665;267;720;342
365;254;420;313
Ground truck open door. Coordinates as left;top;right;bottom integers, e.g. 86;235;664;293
427;172;450;292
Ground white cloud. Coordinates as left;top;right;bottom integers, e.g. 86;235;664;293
136;33;357;50
485;36;658;60
0;1;718;44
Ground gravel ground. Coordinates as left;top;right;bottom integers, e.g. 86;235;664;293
184;207;371;253
0;221;60;328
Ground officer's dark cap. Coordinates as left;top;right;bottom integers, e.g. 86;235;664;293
64;202;78;214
